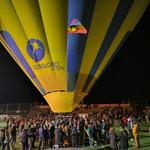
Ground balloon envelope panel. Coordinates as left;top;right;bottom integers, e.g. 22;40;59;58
0;0;149;112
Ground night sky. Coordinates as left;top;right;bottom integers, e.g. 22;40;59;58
86;4;150;104
0;4;150;104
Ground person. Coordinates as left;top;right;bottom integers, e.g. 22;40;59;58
63;124;69;148
53;124;63;148
119;128;128;150
10;123;17;149
127;116;133;140
4;128;10;150
27;125;33;150
31;124;36;148
132;121;140;148
121;116;127;128
20;129;28;150
38;124;45;150
57;124;64;148
0;129;5;150
103;119;110;143
70;124;78;148
109;127;118;150
48;123;55;148
43;124;49;147
86;124;94;147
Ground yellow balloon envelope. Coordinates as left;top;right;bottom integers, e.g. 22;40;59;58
0;0;149;112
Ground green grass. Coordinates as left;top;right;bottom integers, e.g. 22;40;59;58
0;122;7;128
86;125;150;150
15;129;150;150
1;123;149;150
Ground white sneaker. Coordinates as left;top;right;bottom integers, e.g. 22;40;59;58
130;138;134;141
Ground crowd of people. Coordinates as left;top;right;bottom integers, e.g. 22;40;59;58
0;105;149;150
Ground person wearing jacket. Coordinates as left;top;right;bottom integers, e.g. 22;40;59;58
48;123;55;148
0;129;5;150
109;127;118;150
54;124;64;148
132;121;140;148
86;124;94;147
38;125;45;150
27;125;34;150
70;124;78;148
31;124;36;148
20;129;28;150
127;116;134;140
119;128;128;150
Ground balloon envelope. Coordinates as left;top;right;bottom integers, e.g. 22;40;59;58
0;0;149;112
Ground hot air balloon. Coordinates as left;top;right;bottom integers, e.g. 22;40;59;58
0;0;149;112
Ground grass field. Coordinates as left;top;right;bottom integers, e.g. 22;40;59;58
15;127;150;150
84;130;150;150
1;123;150;150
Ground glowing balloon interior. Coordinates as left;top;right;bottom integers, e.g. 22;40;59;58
0;0;149;112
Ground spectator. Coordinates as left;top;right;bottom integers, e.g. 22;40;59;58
127;115;134;140
0;129;5;150
54;124;63;148
20;129;28;150
10;123;17;149
27;125;33;150
119;128;128;150
38;125;45;150
86;124;94;147
70;124;78;147
48;123;55;148
109;127;118;150
132;121;140;148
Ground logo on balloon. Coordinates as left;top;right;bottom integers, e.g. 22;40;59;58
68;18;87;34
33;61;64;71
26;39;45;62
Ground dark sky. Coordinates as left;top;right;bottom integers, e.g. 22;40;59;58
0;4;150;104
85;4;150;104
0;43;43;103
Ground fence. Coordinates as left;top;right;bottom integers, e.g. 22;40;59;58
0;103;35;115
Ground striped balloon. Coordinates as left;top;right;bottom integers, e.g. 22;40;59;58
0;0;149;112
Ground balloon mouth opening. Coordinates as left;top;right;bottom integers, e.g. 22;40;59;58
43;91;76;113
43;91;87;113
43;90;67;96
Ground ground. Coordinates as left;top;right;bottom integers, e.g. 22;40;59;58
0;123;150;150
